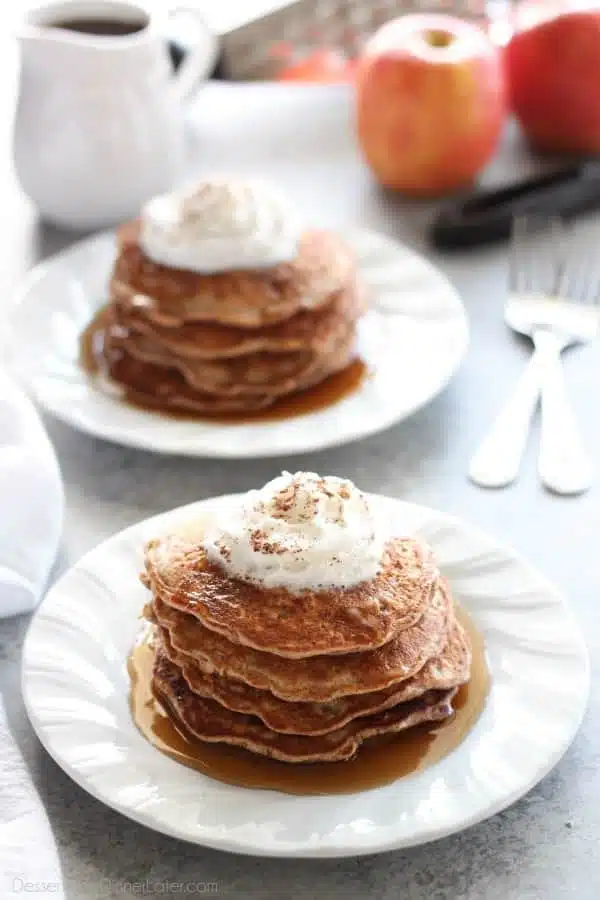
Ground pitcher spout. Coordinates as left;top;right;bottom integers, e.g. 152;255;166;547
16;21;61;48
16;1;151;50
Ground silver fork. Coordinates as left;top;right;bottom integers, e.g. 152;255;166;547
469;216;599;495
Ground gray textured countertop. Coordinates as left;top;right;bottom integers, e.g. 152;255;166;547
1;80;599;899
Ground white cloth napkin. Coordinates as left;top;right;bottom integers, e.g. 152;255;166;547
0;370;64;618
0;372;65;895
0;697;64;898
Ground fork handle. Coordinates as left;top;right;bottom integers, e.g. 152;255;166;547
535;331;593;495
469;353;542;488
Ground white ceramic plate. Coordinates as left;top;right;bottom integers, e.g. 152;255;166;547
22;494;589;858
8;230;468;457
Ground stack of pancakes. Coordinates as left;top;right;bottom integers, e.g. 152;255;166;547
88;223;364;415
141;530;471;763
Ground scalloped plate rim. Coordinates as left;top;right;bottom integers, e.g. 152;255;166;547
7;229;469;458
22;495;590;857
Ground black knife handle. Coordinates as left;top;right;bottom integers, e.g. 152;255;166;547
429;162;600;250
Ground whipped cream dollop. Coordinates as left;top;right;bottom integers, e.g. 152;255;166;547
202;471;386;592
140;177;301;274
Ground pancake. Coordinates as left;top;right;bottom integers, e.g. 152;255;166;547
114;281;365;360
156;615;471;735
149;582;451;702
103;315;356;398
112;223;357;328
98;326;356;413
143;535;439;657
152;650;457;763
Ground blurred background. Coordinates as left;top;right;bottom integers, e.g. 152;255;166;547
0;0;570;81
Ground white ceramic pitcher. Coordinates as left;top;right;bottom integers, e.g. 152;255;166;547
14;1;218;229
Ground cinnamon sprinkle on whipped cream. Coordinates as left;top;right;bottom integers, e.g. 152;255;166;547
140;176;301;274
202;471;386;592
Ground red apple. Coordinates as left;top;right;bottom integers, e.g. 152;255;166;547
276;48;356;83
506;11;600;153
355;14;506;196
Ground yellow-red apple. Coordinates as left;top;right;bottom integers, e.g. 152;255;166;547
506;11;600;153
356;14;506;196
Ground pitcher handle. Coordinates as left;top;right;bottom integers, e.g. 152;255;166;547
169;7;219;102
